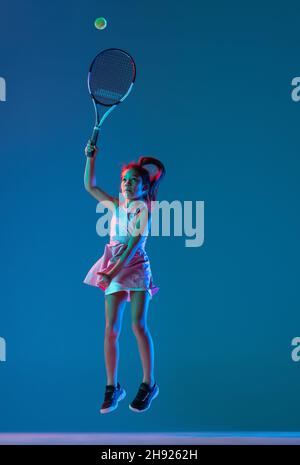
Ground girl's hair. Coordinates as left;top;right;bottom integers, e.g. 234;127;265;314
121;156;166;212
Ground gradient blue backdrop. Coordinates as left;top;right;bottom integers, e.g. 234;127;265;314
1;0;300;432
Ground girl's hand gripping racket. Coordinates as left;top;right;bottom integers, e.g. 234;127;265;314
86;48;136;157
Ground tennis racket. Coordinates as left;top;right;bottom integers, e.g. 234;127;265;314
86;48;136;157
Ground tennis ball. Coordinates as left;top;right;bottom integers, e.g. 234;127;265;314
94;17;107;30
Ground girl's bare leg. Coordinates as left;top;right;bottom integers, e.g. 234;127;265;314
104;291;127;386
130;291;155;387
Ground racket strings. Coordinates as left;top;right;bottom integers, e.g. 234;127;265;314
89;50;135;105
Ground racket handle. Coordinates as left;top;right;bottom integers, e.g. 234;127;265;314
86;127;100;158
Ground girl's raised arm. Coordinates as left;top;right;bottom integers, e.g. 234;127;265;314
84;141;118;212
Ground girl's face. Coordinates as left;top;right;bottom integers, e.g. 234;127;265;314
121;169;148;200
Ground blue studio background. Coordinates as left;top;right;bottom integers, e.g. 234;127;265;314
1;0;300;432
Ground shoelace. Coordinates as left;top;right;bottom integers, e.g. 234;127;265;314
135;385;151;402
104;386;118;401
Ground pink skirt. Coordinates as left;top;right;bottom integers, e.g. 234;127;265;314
83;240;159;302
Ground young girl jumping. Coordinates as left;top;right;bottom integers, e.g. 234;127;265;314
83;139;166;414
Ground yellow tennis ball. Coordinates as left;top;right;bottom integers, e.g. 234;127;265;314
94;17;107;30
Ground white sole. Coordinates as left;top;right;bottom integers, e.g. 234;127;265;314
129;386;159;413
100;389;126;414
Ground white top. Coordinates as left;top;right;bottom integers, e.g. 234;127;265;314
109;200;150;250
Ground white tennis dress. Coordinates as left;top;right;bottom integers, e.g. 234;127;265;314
83;200;159;302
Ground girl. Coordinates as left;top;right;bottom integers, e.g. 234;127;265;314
83;139;166;414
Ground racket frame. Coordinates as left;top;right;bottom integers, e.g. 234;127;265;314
86;48;136;157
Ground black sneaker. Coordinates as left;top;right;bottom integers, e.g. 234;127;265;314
129;382;159;413
100;382;126;414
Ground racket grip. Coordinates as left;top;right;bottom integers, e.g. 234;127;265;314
86;127;100;158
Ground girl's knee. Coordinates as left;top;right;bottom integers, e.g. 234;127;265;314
131;321;147;335
105;324;121;339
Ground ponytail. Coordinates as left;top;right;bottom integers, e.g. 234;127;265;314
137;156;166;206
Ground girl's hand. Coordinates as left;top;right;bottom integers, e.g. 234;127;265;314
96;272;112;290
85;141;99;158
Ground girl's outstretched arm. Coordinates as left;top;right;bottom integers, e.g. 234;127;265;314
84;141;118;212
